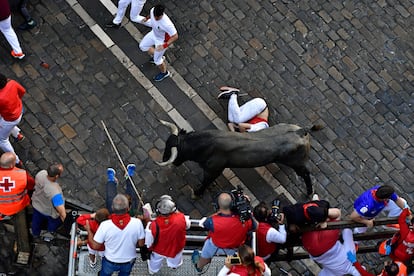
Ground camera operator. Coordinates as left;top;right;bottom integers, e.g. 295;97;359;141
192;191;257;273
253;201;287;263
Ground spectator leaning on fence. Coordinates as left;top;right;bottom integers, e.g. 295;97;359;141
86;194;145;276
191;192;257;273
350;185;408;234
253;201;287;263
282;194;341;233
143;195;190;274
303;226;361;276
377;207;414;264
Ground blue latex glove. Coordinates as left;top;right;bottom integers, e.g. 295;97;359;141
347;251;357;264
385;244;391;255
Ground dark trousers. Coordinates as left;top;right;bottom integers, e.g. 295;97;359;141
106;178;138;215
31;208;62;236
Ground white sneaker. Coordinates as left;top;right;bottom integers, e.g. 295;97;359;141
42;232;55;242
312;194;320;201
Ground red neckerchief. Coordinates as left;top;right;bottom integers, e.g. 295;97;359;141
371;189;388;206
111;213;131;230
303;203;318;220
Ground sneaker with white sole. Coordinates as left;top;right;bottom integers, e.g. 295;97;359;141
126;164;136;177
218;90;238;100
11;50;25;59
42;232;55;242
105;21;121;28
107;168;116;182
154;71;170;82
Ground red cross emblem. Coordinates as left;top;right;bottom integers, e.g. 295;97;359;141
0;177;16;192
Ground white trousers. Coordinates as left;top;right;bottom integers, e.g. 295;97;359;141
228;94;267;123
0;115;22;164
147;250;184;273
312;229;360;276
113;0;146;24
139;31;166;65
0;16;23;53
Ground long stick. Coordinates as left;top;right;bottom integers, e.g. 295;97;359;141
101;120;144;206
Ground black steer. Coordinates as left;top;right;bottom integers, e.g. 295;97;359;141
157;120;321;196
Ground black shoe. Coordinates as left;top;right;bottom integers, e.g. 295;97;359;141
18;19;37;30
217;90;238;100
149;56;165;64
105;21;121;28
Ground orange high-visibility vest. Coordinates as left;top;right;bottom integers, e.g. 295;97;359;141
378;261;407;276
0;168;29;219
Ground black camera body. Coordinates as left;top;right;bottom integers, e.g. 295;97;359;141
267;199;282;225
230;185;252;222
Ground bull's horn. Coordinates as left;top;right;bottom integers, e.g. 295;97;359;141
160;120;178;135
156;147;178;166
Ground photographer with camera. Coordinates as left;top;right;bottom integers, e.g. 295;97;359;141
217;244;271;276
144;195;190;274
253;200;287;263
192;188;257;273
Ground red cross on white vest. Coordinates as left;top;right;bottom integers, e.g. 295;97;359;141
0;177;16;192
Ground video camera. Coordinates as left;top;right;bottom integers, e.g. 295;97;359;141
267;199;282;225
230;185;252;223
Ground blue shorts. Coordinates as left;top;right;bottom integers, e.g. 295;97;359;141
200;238;237;258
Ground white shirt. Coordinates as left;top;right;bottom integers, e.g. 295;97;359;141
247;122;269;132
261;224;287;260
266;224;287;244
150;7;177;42
94;217;145;263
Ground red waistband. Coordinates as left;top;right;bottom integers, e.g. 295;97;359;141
247;116;268;124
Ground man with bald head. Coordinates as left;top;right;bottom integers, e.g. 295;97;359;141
192;192;257;273
86;194;145;276
0;152;34;220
